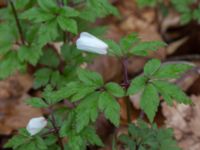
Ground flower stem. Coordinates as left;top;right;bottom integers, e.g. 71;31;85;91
9;0;25;45
121;58;132;123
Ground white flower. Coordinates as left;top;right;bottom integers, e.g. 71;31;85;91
26;117;47;136
76;32;108;55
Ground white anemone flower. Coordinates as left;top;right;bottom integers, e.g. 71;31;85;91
26;117;47;136
76;32;108;55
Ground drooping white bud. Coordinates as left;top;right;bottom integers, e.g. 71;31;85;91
26;117;47;136
76;32;108;55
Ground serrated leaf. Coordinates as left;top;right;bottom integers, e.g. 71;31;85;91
71;85;97;102
120;33;139;50
33;68;53;88
57;16;77;34
39;48;59;68
144;59;161;76
20;8;55;23
0;52;25;79
37;21;58;46
140;84;159;122
26;97;48;108
37;0;57;12
82;127;104;146
106;40;123;56
153;80;192;105
127;76;148;95
35;136;48;149
105;82;125;98
153;63;193;79
76;93;99;132
131;41;166;56
18;45;42;65
59;6;79;17
99;92;120;126
42;82;79;104
4;135;26;149
77;68;104;87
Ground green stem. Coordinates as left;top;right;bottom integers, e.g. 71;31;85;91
9;0;25;45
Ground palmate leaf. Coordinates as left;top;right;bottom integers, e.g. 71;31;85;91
98;92;120;126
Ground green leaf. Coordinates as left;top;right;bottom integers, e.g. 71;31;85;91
20;8;55;23
127;76;148;95
39;48;59;68
131;41;166;56
37;21;58;46
42;82;77;104
153;63;193;79
77;68;104;87
18;45;42;65
157;128;181;150
82;127;104;146
140;84;159;122
26;97;48;108
57;16;78;34
59;6;80;17
105;82;125;98
0;52;25;79
98;92;120;126
119;134;136;150
33;68;53;88
37;0;57;12
153;81;191;105
144;59;161;76
193;7;200;23
76;93;100;132
35;136;48;149
71;84;97;102
120;33;139;50
106;40;123;56
4;135;26;149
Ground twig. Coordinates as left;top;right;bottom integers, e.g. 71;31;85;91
9;0;25;45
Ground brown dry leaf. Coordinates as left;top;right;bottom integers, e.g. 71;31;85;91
0;74;42;135
162;95;200;150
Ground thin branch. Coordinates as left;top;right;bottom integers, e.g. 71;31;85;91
9;0;25;45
